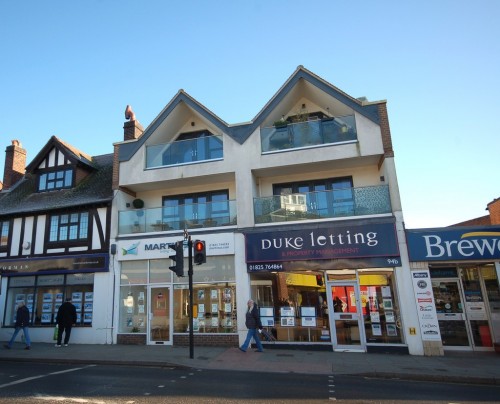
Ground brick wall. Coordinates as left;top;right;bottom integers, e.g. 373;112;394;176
377;103;394;158
117;334;239;347
123;120;144;141
487;198;500;225
173;334;239;347
117;334;147;345
3;140;26;189
112;144;120;190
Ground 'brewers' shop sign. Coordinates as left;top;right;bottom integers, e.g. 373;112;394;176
245;221;400;271
406;226;500;261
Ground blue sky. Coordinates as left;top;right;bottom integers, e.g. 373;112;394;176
1;1;498;228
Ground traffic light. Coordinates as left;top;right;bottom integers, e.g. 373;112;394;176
316;274;324;286
193;240;206;265
168;241;184;277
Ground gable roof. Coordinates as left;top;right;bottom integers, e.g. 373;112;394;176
119;66;384;162
26;135;93;172
119;90;230;162
0;151;114;217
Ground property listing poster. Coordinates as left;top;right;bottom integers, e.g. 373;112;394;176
411;270;441;341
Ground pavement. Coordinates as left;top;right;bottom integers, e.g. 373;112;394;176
1;342;499;385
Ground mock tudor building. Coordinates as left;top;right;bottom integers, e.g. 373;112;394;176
111;66;426;354
0;137;114;344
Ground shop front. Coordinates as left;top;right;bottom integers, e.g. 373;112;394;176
114;233;238;346
406;226;500;352
245;218;409;352
0;254;112;344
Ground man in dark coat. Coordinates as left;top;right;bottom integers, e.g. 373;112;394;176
239;299;264;352
55;297;77;347
4;301;31;350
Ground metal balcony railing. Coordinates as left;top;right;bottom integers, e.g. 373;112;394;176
261;115;357;153
118;200;237;234
254;185;391;224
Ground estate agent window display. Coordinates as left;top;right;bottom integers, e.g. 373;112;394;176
3;273;94;328
119;256;237;335
174;256;237;334
249;268;403;345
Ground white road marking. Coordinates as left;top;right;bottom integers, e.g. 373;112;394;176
0;365;95;389
33;395;134;403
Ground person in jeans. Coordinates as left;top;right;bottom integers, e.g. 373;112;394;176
239;299;264;352
4;301;31;350
55;297;77;347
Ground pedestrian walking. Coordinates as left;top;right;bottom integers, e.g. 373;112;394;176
239;299;264;352
4;301;31;350
55;297;77;347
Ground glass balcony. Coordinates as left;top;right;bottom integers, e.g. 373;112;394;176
254;185;391;224
146;135;223;168
118;200;237;234
261;115;357;153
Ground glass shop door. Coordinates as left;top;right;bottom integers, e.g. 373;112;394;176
148;286;171;345
432;279;470;349
328;282;365;351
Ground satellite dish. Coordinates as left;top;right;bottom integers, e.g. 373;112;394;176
22;241;31;250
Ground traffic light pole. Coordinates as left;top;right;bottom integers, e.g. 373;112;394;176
187;236;194;359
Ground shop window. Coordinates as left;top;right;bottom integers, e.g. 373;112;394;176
3;274;94;327
173;283;236;333
3;276;36;326
66;273;95;325
118;257;236;335
483;265;500;312
359;270;403;344
250;271;327;343
121;260;148;285
249;269;403;345
150;259;173;284
118;285;147;333
119;261;148;333
173;256;236;334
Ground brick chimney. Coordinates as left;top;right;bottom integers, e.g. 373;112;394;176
3;139;27;190
487;198;500;225
123;105;144;141
112;105;144;190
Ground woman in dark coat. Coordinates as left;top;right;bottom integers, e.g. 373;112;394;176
239;299;264;352
55;297;77;347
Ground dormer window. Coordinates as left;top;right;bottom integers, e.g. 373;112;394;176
39;169;74;192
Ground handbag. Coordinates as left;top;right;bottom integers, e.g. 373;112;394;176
53;325;59;341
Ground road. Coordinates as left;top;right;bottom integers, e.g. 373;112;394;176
0;362;499;403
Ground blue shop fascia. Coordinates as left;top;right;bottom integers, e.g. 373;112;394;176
406;225;500;352
242;217;414;353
